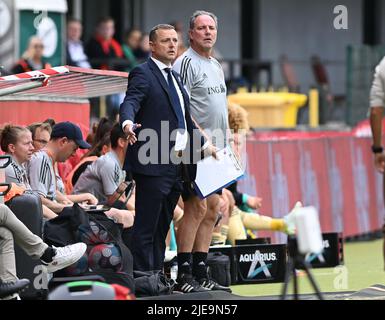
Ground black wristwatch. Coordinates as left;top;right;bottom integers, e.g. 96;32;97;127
371;145;384;154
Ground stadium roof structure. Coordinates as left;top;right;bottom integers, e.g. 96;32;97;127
0;66;128;100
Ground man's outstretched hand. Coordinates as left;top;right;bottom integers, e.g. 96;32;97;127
123;123;141;145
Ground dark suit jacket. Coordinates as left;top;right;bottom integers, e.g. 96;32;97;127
119;58;204;178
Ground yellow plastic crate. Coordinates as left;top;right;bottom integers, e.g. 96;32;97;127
228;92;307;128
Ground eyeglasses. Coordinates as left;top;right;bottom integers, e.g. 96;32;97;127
33;139;49;146
33;44;44;49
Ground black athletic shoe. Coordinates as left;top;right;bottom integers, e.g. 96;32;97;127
198;277;232;293
0;279;30;299
173;273;208;293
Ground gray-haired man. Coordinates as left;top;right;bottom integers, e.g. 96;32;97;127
173;10;231;293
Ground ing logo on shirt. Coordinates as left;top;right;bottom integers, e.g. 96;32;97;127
207;84;226;95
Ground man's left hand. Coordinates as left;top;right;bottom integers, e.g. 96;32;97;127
203;144;218;159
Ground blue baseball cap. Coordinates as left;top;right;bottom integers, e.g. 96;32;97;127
51;121;91;149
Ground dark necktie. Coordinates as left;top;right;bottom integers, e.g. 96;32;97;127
164;68;186;130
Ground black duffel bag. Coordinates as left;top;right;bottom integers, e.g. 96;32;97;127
43;204;134;292
133;270;174;297
207;252;231;287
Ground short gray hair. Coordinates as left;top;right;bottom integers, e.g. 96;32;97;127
149;24;175;42
189;10;218;30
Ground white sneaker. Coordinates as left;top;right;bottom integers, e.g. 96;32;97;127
283;201;303;235
43;243;87;273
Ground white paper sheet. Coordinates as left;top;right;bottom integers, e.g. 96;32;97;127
193;145;244;199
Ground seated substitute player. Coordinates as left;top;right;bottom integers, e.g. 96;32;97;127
0;203;86;300
73;123;135;224
27;121;96;213
27;122;133;228
1;124;57;220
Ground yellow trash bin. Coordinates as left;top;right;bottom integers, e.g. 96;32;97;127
227;92;307;128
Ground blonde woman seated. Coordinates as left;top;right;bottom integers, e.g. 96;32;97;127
1;124;57;220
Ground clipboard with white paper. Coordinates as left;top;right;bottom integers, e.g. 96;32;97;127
193;145;244;199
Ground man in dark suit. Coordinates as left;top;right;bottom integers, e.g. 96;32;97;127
119;24;213;276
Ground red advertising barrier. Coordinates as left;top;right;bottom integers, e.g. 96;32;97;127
0;100;90;138
252;130;352;141
299;139;334;232
0;99;90;182
326;137;358;237
239;135;385;241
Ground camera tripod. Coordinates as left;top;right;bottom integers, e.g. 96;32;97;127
281;236;324;300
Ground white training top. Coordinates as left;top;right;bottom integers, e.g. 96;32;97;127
72;151;126;202
173;47;229;148
370;56;385;108
5;155;32;189
27;150;56;200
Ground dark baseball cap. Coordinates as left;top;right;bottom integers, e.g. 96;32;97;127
51;121;91;149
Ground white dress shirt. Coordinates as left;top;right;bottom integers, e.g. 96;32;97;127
67;40;91;68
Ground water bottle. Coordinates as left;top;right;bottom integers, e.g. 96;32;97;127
170;263;178;281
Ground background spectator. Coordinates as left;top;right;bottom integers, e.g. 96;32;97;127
135;33;151;62
85;16;123;71
85;17;125;120
11;36;50;74
66;18;91;68
169;20;184;33
122;28;142;71
175;31;187;60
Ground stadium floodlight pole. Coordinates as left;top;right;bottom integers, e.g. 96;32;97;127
0;77;49;97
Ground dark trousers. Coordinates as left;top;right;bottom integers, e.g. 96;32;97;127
131;170;182;271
